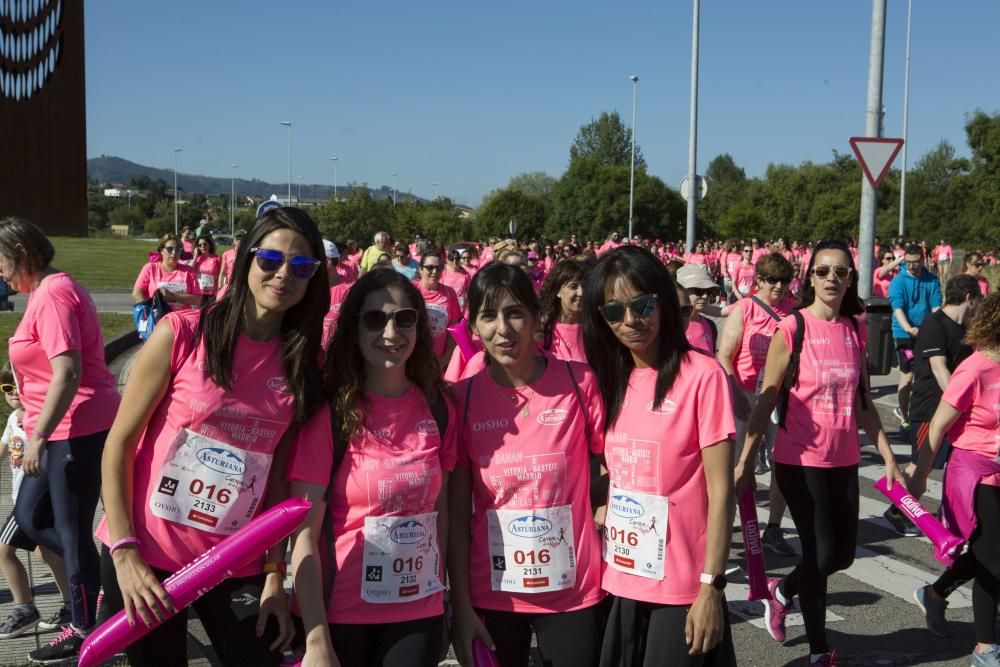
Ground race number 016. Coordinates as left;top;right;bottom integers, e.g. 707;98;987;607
392;556;424;574
607;526;638;547
513;549;551;565
189;479;232;504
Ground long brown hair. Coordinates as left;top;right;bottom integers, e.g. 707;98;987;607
539;257;594;350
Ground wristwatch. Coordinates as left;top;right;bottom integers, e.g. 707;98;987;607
699;572;727;591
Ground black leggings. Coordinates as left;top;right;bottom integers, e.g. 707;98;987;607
479;605;601;667
100;546;281;666
774;463;859;655
971;483;1000;644
14;431;106;629
599;596;736;667
328;614;443;667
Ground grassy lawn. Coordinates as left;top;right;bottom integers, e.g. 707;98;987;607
0;312;135;368
48;237;232;290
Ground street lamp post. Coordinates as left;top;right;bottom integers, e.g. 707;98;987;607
329;156;338;200
173;147;183;236
297;176;303;205
433;182;439;200
231;163;238;238
628;74;639;242
280;121;292;205
898;0;912;237
391;172;398;206
685;0;701;253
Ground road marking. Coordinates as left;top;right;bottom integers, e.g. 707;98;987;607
727;582;845;628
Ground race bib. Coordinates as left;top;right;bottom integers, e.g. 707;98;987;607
425;304;448;335
149;428;272;534
487;505;576;593
361;512;444;604
157;281;186;294
604;485;668;580
198;273;215;291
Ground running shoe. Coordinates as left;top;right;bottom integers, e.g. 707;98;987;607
893;406;911;430
912;585;948;637
884;506;920;537
28;625;84;664
755;446;771;475
810;649;838;666
37;604;70;632
972;644;1000;667
0;607;40;639
762;524;796;556
763;578;788;642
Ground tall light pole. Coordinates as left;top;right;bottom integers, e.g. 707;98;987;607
280;121;292;204
329;156;338;199
857;0;887;300
173;147;182;236
391;172;398;206
230;163;238;238
297;176;303;204
433;182;439;200
628;74;639;242
685;0;701;253
898;0;912;237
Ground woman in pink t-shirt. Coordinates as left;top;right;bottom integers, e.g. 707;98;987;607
99;208;334;666
736;240;903;666
293;269;457;666
449;262;606;667
131;233;200;309
1;217;120;660
963;251;992;297
872;252;902;298
907;293;1000;663
539;257;595;363
192;234;222;303
216;230;242;295
580;246;736;666
416;253;463;365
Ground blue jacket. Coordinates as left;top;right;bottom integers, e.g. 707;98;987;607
888;268;941;339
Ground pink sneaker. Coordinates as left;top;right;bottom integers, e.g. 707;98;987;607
810;649;838;665
763;578;788;642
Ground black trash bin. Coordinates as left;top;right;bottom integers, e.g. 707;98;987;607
864;296;893;376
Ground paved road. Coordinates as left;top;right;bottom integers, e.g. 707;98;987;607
9;289;136;314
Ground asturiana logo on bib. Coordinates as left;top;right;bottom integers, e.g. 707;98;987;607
610;494;645;518
645;400;676;415
415;419;439;436
537;409;569;426
196;447;247;475
267;377;292;394
389;520;427;545
507;515;552;538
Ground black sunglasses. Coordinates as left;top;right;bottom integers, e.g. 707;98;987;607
760;275;789;285
422;264;443;273
599;294;657;323
361;308;419;331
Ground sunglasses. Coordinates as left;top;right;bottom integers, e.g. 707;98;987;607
599;294;657;323
883;256;895;261
0;383;16;395
162;246;179;253
422;264;443;273
742;248;752;253
680;304;694;318
812;265;852;280
361;308;419;332
687;288;712;296
760;275;788;285
250;247;321;279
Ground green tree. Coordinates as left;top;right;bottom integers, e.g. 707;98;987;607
108;206;144;234
569;111;645;168
474;189;547;241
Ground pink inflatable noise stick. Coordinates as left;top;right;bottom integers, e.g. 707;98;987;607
473;637;500;667
874;476;963;567
738;488;771;601
448;319;481;362
77;498;312;667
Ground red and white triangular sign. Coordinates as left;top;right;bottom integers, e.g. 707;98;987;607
849;137;904;189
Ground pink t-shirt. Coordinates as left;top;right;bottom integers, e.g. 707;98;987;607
194;255;221;295
942;350;1000;463
336;262;358;285
732;297;796;393
325;387;458;624
773;310;866;468
685;253;707;267
872;267;893;298
547;322;586;363
975;275;990;297
601;353;735;605
444;349;488;384
8;273;120;440
441;267;471;310
724;252;742;279
733;264;756;297
456;359;606;613
685;316;715;354
417;283;461;356
134;262;198;301
752;248;767;265
94;310;332;576
220;249;237;282
322;282;353;348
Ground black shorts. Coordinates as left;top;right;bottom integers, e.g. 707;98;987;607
0;511;37;551
894;337;914;373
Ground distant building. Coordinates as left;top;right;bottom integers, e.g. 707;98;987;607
103;188;135;198
455;205;473;219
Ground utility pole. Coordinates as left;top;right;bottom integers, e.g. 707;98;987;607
857;0;887;300
685;0;700;253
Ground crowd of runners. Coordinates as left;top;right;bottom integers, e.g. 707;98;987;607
0;211;997;666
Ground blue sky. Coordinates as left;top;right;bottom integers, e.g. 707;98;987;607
85;1;1000;207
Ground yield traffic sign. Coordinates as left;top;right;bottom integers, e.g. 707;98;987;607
849;137;904;189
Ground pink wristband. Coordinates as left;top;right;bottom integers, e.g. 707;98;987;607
109;537;140;556
31;429;51;441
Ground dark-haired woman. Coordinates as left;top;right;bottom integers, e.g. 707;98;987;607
193;233;222;304
0;217;121;662
288;269;457;667
449;262;606;667
735;240;904;666
581;246;736;667
131;233;200;309
539;257;594;363
98;208;334;666
907;292;1000;665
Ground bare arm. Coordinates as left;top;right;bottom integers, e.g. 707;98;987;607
716;308;751;421
854;367;903;489
928;355;952;393
734;332;790;495
22;351;82;477
447;465;493;665
893;308;916;336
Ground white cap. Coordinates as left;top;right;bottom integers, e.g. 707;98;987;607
323;239;340;259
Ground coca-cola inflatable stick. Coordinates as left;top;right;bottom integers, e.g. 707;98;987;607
78;498;312;667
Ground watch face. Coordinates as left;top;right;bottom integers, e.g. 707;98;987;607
711;575;727;590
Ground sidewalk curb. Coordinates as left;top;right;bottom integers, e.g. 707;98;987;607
104;329;139;365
